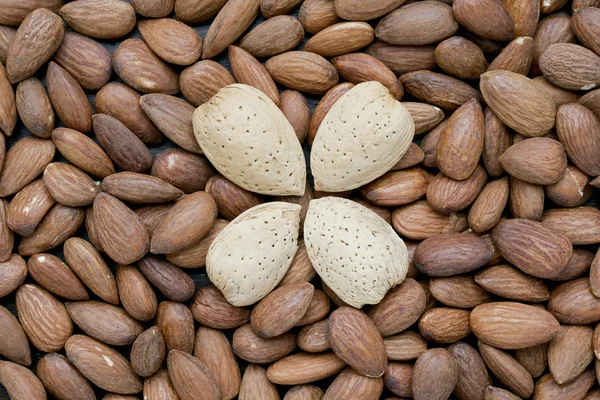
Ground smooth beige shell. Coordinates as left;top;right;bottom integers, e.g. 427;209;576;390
310;81;414;192
193;84;306;196
304;197;408;308
206;202;301;306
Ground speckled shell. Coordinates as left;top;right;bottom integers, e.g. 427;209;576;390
310;81;415;192
304;197;408;308
193;84;306;196
206;202;301;306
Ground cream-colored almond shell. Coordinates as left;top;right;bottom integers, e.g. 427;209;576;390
206;202;301;306
193;84;306;196
304;197;408;308
310;81;414;192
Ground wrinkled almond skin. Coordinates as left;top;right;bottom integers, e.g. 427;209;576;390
239;15;304;58
166;219;228;269
499;138;566;185
366;41;437;75
52;128;116;179
37;352;95;400
101;172;182;204
426;164;488;215
151;149;214;194
239;364;279;400
0;25;15;64
59;0;135;39
130;327;165;378
418;307;471;344
168;351;221;400
546;164;591;207
429;276;492;308
478;342;534;398
180;60;235;107
468;177;510;232
0;360;46;400
143;368;179;400
156;301;195;354
548;278;600;324
326;367;383;400
266;51;339;94
403;102;444;136
0;254;27;297
475;265;549;302
298;320;331;353
43;162;99;207
131;0;174;17
540;43;600;90
138;256;195;302
299;0;341;34
229;45;280;106
191;286;250;329
28;253;88;301
514;343;549;379
116;265;157;322
487;36;534;75
0;62;16;138
15;77;54;138
0;305;31;366
453;0;515;41
361;168;429;207
206;175;264;221
509;177;544;220
533;76;580;106
138;18;202;66
305;22;375;58
556;103;600;176
295;289;330;326
534;370;596;400
412;348;459;400
541;206;600;245
0;199;13;262
233;324;297;364
267;352;346;385
175;0;226;23
47;61;93;133
434;36;488;79
449;342;492;400
421;120;447;168
548;325;594;385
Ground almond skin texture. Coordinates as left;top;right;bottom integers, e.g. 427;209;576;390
46;61;93;133
191;286;250;329
113;39;179;95
0;254;27;297
0;0;64;26
548;278;600;324
155;301;195;354
166;219;228;269
434;36;488;79
480;70;556;137
251;282;314;338
131;0;174;17
325;367;383;400
0;63;16;136
6;8;64;84
573;7;600;56
130;327;165;378
37;353;95;400
491;219;572;278
66;334;142;394
260;0;303;17
115;265;157;322
239;364;279;400
279;90;310;142
299;0;341;34
0;360;46;400
180;60;235;107
298;320;330;353
548;325;594;385
228;45;280;106
392;200;468;240
194;84;306;196
376;1;458;45
418;307;471;343
233;324;296;364
101;172;182;204
304;22;374;57
175;0;227;23
366;41;437;75
0;136;55;197
515;344;549;379
403;102;444;135
138;256;195;302
448;342;492;400
384;331;427;361
556;103;600;176
167;350;221;400
0;26;15;63
412;348;459;400
509;177;544;220
487;36;534;75
15;77;54;138
470;302;560;349
239;15;305;58
360;168;429;207
267;352;347;385
93;193;150;265
151;148;214;193
51;128;116;179
138;18;202;66
541;206;600;245
499;138;567;185
335;0;405;20
533;76;580;106
59;0;135;39
143;368;179;400
429;276;492;308
311;82;414;192
16;284;72;352
534;370;596;400
0;305;31;366
328;307;387;378
504;0;540;37
94;82;163;146
545;164;591;207
478;342;534;398
308;82;354;145
475;265;549;302
452;0;515;41
266;51;339;95
43;162;99;207
540;43;600;90
202;0;259;59
468;177;510;232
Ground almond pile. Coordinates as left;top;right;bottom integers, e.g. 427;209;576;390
1;0;600;399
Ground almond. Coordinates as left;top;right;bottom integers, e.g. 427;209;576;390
509;177;544;220
475;265;549;302
412;348;459;400
0;254;26;297
421;120;446;167
434;36;488;79
156;301;195;354
190;286;250;329
261;0;303;17
533;76;580;106
298;320;330;353
43;162;98;207
175;0;226;23
376;1;458;45
573;7;600;56
402;103;444;136
239;364;279;400
136;205;174;237
140;94;201;154
59;0;135;39
299;0;341;34
335;0;404;20
514;343;549;379
166;219;228;269
6;8;64;83
239;15;304;58
0;25;15;63
51;128;116;179
479;342;534;398
392;201;466;240
308;82;354;146
93;192;150;265
540;43;600;90
552;248;594;281
102;172;182;204
151;149;214;194
548;325;594;385
386;363;413;397
366;41;437;75
143;368;179;400
66;334;142;394
325;367;383;400
63;237;118;305
383;331;427;361
130;327;165;378
277;239;317;287
0;0;63;26
470;302;560;349
0;135;55;197
468;177;510;232
487;36;534;75
138;256;195;302
28;253;88;300
548;278;600;324
37;353;95;400
0;199;11;262
429;276;492;308
46;61;92;133
449;342;492;400
84;206;103;253
202;0;259;59
556;103;600;176
400;70;483;110
138;18;201;66
546;165;591;207
95;82;163;146
418;307;471;343
16;284;72;352
180;60;235;107
0;60;16;137
499;137;566;184
115;265;157;322
361;168;429;207
304;22;374;57
0;305;31;366
131;0;174;17
15;77;53;138
295;289;330;326
279;90;310;143
0;360;46;400
504;0;540;37
229;45;279;105
193;327;241;400
267;352;346;385
19;204;84;256
391;142;425;170
542;207;600;246
532;12;576;75
533;370;596;400
453;0;515;41
167;350;221;400
233;324;296;363
113;39;179;94
266;51;338;94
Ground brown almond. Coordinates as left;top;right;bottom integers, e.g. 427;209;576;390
138;18;201;66
115;265;157;322
95;82;163;146
0;0;63;26
191;286;250;329
151;149;214;194
548;278;600;324
93;193;150;265
366;41;437;75
43;162;98;207
533;370;596;400
0;25;15;64
449;342;492;400
482;108;511;177
376;1;458;45
308;82;354;145
130;205;173;236
175;0;226;23
138;256;195;302
15;77;54;138
541;206;600;245
168;350;221;400
6;8;64;83
382;362;413;398
261;0;303;17
504;0;539;37
556;103;600;176
573;0;600;11
402;102;444;136
66;334;142;394
267;352;346;385
0;360;46;400
140;94;202;154
470;302;560;349
499;138;566;184
434;36;488;79
166;219;228;269
54;31;112;90
326;367;383;400
203;0;259;59
37;353;95;400
418;307;471;343
429;276;492;308
130;0;174;17
0;305;31;366
415;233;492;276
532;12;576;75
533;76;580;106
205;174;264;221
0;199;12;262
391;142;425;170
180;60;235;106
102;172;182;204
540;43;600;90
239;364;279;400
548;325;594;385
266;51;338;94
295;289;330;326
426;165;487;214
487;36;534;75
383;331;427;361
229;45;279;105
277;239;317;287
453;0;515;41
130;327;165;378
361;168;429;207
298;320;331;353
143;368;179;400
156;301;195;354
305;22;374;57
574;7;600;58
113;38;179;94
194;327;241;400
19;204;84;256
240;15;304;58
16;284;72;352
59;0;135;39
509;177;544;220
514;343;549;379
84;205;103;252
400;70;482;111
468;177;510;232
299;0;341;34
0;254;26;297
551;248;594;282
28;253;88;301
279;90;310;143
475;265;549;302
545;165;591;207
412;348;459;400
479;342;534;398
0;62;16;137
66;301;143;346
64;237;118;304
233;324;297;364
392;200;468;240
